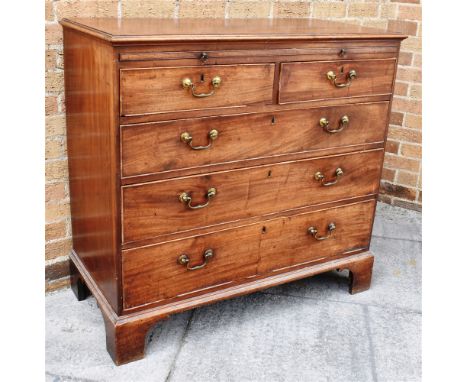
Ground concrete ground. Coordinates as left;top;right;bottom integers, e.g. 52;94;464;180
46;202;421;382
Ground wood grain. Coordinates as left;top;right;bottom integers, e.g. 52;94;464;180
60;18;406;43
122;149;383;243
122;199;375;309
120;64;275;116
279;59;396;104
121;102;389;178
63;28;121;313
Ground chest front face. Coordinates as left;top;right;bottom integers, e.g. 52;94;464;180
62;17;405;365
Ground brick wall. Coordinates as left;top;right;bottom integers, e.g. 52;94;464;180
45;0;422;291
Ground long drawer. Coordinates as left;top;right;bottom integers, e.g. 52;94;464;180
279;59;395;104
122;199;375;309
121;102;389;178
120;63;275;116
122;149;383;243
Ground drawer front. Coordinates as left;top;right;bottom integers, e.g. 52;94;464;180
123;199;375;309
122;149;383;243
279;59;395;104
121;102;389;178
120;64;275;116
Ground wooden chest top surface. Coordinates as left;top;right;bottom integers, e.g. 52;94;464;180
60;17;406;43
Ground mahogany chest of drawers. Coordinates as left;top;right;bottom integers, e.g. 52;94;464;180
61;18;406;365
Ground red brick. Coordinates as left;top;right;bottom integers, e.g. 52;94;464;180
390;112;404;126
179;0;225;18
393;199;422;211
380;181;417;200
46;138;67;160
413;53;422;68
275;1;310;18
45;202;70;223
396;67;421;83
313;2;346;18
392;97;422;114
56;0;118;19
45;183;67;203
396;170;418;187
45;71;64;93
45;159;69;182
409;84;422;99
381;168;396;182
384;153;420;172
387;126;421;143
398;5;422;21
388;20;418;36
45;23;62;46
46;277;70;292
45;96;58;116
46;238;72;261
45;221;67;241
394;82;408;96
46;115;66;137
45;259;70;282
401;36;421;52
378;194;393;205
405;114;422;129
348;3;378;18
401;143;421;158
45;0;54;21
398;51;413;66
385;140;400;154
228;1;271;18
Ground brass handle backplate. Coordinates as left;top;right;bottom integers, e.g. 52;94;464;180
319;115;349;134
181;76;222;97
307;222;336;241
180;129;218;150
314;168;344;186
179;187;217;210
326;69;357;88
178;248;214;271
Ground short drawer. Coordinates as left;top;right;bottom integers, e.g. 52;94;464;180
122;199;375;309
279;59;395;104
120;64;275;116
121;102;389;178
122;149;383;243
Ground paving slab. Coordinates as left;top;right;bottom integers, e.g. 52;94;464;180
46;290;191;382
367;306;421;382
169;293;374;382
263;236;421;312
372;203;422;242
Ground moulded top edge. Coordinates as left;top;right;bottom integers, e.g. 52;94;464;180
60;18;407;44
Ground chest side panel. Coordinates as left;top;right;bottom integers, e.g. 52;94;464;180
63;28;121;313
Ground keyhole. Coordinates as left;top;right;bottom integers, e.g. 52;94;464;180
200;73;205;82
340;66;344;74
271;115;276;124
262;226;267;234
267;170;272;177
